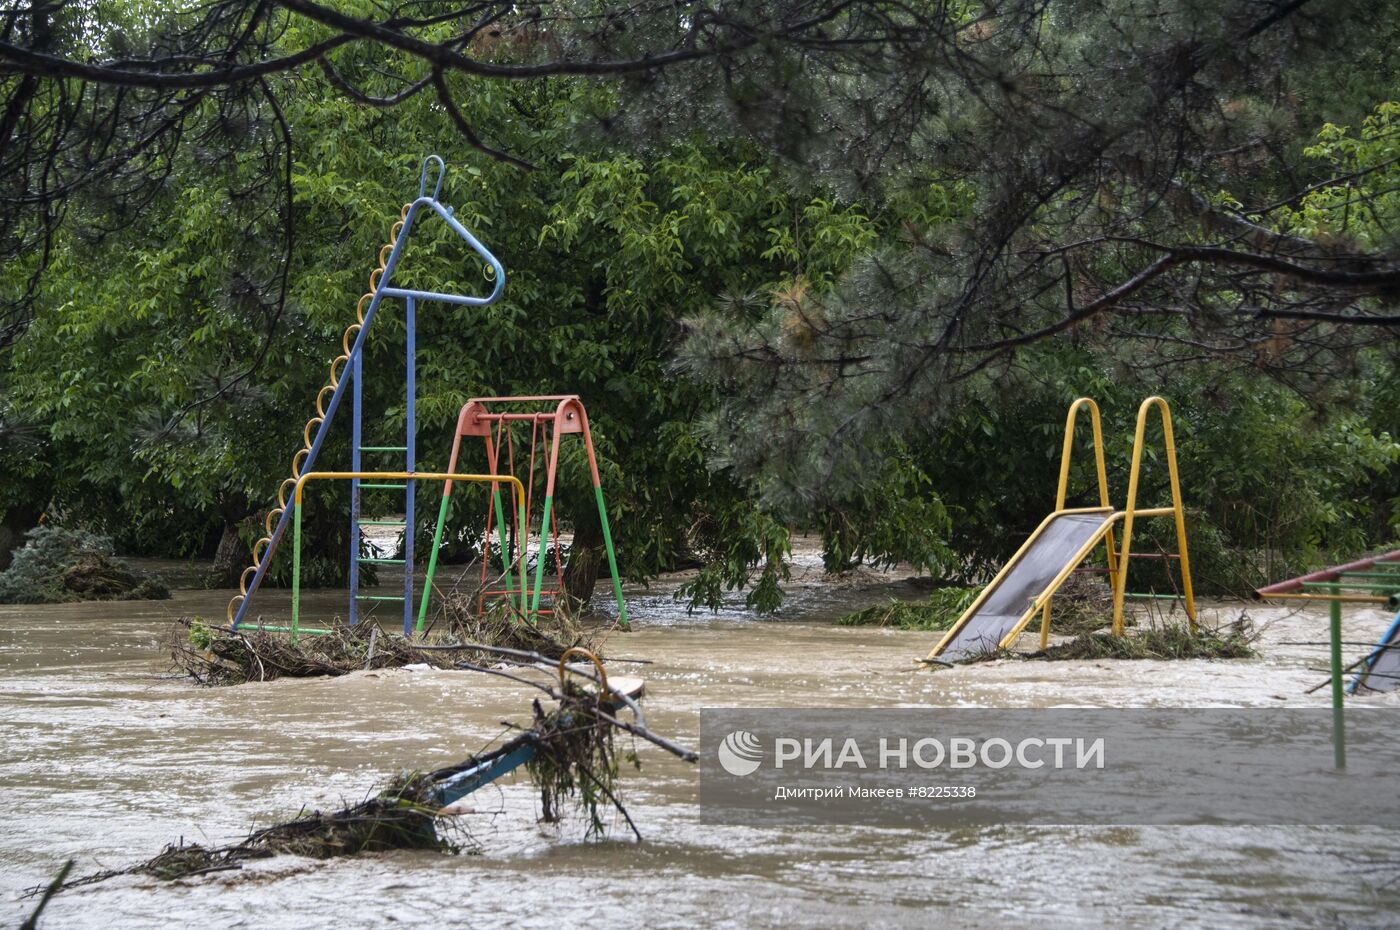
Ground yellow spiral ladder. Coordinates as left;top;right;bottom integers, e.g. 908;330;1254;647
226;204;413;627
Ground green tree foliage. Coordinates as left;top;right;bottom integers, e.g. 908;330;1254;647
4;2;1400;610
1;67;954;607
674;0;1400;508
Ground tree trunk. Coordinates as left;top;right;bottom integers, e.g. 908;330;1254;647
211;521;248;588
563;521;606;611
0;503;43;572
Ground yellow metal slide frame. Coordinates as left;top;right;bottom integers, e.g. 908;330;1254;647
923;396;1196;662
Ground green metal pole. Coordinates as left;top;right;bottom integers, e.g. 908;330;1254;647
517;491;528;620
529;495;553;623
491;486;514;593
595;484;628;629
415;492;451;634
291;499;302;645
1329;582;1346;770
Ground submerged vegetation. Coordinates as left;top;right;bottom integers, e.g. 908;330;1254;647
838;575;1116;634
1039;620;1258;662
838;586;983;631
0;526;168;604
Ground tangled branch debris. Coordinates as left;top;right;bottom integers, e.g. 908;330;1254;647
46;666;694;894
928;617;1258;667
58;773;447;892
1039;618;1258;661
1026;574;1116;638
171;598;609;686
436;592;602;659
527;681;637;838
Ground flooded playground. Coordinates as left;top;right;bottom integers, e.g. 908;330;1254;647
4;549;1400;930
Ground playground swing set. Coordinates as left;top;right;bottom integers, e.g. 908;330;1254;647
227;157;627;641
923;395;1197;664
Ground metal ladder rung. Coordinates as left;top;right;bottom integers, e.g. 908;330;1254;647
359;557;405;565
360;520;406;526
355;594;405;601
359;445;408;452
361;482;408;490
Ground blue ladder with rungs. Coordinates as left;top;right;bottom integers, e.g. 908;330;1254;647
348;293;417;634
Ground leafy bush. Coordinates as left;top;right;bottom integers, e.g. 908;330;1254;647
0;525;169;604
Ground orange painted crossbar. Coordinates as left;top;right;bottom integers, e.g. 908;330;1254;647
1255;550;1400;602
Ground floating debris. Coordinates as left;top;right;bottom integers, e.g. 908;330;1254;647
170;601;611;686
1038;619;1257;661
46;653;693;894
58;774;445;891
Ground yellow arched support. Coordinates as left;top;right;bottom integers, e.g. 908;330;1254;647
1053;399;1112;511
283;471;530;636
1041;398;1121;649
1111;396;1196;634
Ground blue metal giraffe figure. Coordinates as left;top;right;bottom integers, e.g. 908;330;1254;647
228;157;505;636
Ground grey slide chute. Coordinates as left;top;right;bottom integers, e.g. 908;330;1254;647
930;509;1116;661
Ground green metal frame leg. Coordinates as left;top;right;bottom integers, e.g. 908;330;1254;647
595;484;628;628
416;493;452;634
1329;583;1346;770
516;493;527;619
529;495;554;622
491;486;515;609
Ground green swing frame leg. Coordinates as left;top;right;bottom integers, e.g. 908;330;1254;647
596;484;628;628
417;484;527;633
1329;582;1346;770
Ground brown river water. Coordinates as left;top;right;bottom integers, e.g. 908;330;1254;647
4;550;1400;928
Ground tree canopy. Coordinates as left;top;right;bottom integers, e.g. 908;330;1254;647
2;0;1399;604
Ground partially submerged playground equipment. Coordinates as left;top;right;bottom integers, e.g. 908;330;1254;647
181;160;660;840
923;396;1196;663
58;649;698;889
1256;551;1400;770
226;157;626;637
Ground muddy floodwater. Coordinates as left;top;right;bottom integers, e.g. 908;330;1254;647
4;552;1400;928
